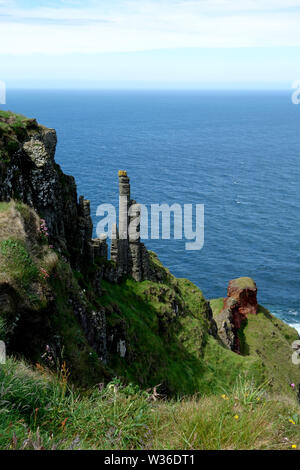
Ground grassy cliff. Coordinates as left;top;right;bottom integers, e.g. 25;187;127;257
0;110;40;163
1;199;300;450
1;357;300;450
210;298;299;398
1;199;299;400
1;111;300;450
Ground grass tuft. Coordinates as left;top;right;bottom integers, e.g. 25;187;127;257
1;359;300;450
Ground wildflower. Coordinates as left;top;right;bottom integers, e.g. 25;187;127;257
221;394;229;400
39;220;49;239
292;444;297;449
257;397;261;401
40;267;50;280
289;419;296;425
290;383;296;389
60;418;69;432
234;415;239;420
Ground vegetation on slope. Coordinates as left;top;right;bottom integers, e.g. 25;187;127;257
0;201;107;386
0;358;300;450
210;298;300;398
99;254;265;396
0;111;39;163
0;200;298;398
1;200;300;450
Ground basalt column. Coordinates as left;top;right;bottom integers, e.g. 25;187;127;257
128;199;143;281
110;171;153;282
110;223;119;265
118;171;130;275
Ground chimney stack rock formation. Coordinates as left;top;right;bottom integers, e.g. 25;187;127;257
110;170;151;282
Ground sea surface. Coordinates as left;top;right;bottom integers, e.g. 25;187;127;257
2;90;300;331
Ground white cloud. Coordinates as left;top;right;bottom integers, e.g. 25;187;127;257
1;0;300;54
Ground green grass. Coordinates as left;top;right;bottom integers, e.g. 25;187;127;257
242;305;300;396
98;277;267;396
99;277;210;395
230;277;256;290
0;238;39;290
0;111;39;162
1;357;300;450
48;259;109;387
0;202;11;213
0;358;155;450
210;299;300;397
209;297;224;316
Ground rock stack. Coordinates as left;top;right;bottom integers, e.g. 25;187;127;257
215;277;258;352
111;170;151;281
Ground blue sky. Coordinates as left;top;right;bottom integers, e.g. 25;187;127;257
1;0;300;88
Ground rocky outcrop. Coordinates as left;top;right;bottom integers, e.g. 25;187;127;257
68;294;107;364
0;112;157;285
0;111;105;271
0;112;165;373
215;277;258;352
110;171;156;282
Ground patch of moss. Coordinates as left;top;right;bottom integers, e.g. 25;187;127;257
209;297;224;316
230;277;256;290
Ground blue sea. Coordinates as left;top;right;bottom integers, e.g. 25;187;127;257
2;90;300;331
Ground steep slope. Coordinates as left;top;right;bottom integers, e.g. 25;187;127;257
210;297;300;397
0;200;108;386
1;199;263;395
0;110;299;401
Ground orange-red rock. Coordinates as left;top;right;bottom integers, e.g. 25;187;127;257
225;277;258;329
216;277;258;353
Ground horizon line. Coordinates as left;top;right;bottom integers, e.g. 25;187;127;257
3;87;294;92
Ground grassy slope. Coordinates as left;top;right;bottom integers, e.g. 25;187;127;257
1;200;300;449
99;254;265;395
0;201;106;387
1;357;300;450
0;202;291;397
210;298;300;397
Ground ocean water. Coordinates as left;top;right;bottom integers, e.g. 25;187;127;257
2;90;300;330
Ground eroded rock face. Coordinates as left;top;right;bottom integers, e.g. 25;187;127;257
226;277;258;321
0;114;113;282
216;277;258;352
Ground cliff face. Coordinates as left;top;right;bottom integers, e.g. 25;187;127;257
0;111;220;392
0;110;299;397
0;110;98;271
0;111;155;282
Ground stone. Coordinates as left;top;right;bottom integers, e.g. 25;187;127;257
0;115;104;272
110;170;154;282
226;277;258;321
